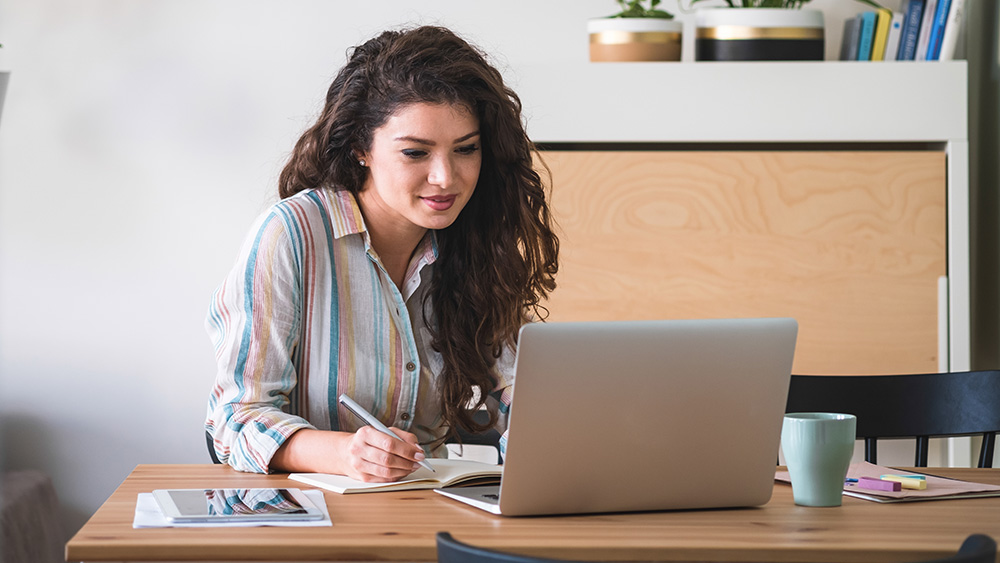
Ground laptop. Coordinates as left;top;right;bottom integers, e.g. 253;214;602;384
435;317;798;516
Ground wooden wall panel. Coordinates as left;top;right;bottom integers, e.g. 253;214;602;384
539;151;946;375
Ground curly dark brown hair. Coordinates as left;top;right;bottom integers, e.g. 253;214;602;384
277;26;558;438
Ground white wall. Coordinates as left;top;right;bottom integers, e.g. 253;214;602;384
0;0;903;538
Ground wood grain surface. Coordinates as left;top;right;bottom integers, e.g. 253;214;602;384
538;151;946;375
67;464;1000;562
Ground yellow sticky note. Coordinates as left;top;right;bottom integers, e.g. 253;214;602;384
880;475;927;490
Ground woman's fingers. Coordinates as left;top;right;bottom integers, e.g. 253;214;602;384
348;427;425;482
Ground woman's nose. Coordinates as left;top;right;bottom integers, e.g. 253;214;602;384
427;156;453;189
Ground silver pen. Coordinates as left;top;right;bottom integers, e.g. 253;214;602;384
338;393;435;472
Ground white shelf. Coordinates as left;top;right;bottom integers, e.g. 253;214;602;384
510;60;970;375
511;61;968;144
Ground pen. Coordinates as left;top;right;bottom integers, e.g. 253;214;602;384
338;394;435;472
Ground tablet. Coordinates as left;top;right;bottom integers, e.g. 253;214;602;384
151;488;325;523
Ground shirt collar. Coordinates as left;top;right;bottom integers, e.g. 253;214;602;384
327;188;368;240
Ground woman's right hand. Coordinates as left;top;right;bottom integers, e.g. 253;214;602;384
269;427;427;482
341;425;427;482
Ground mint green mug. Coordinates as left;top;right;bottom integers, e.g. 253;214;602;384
781;413;856;507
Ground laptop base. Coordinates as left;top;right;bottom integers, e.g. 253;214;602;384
435;486;503;515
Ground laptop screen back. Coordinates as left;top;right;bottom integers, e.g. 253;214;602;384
496;317;798;516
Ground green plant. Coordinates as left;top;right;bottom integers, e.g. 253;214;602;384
610;0;674;18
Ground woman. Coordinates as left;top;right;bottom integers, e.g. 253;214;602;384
205;26;558;481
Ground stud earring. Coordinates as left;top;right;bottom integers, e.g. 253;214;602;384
358;159;367;167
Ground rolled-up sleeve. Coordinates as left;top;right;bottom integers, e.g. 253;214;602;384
205;210;313;473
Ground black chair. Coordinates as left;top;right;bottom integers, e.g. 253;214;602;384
785;371;1000;467
922;534;997;563
453;409;503;464
206;431;222;464
436;533;996;563
436;532;593;563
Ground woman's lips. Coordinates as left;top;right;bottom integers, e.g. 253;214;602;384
421;194;457;211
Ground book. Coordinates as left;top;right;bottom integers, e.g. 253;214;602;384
897;0;925;60
937;0;966;61
856;11;877;61
840;16;861;61
775;462;1000;504
870;9;893;61
914;0;938;60
883;12;904;61
289;458;502;494
925;0;953;60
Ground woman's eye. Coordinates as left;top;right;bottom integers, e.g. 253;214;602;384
401;149;427;159
456;144;480;155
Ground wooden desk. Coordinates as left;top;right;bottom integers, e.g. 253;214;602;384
67;464;1000;563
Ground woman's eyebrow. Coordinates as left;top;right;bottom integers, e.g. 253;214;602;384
393;131;481;145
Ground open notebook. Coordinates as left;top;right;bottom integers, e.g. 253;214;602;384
289;459;500;494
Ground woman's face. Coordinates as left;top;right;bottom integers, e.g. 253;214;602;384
358;102;482;239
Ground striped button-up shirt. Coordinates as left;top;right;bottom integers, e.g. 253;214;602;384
205;188;513;473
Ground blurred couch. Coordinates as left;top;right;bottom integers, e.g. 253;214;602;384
2;470;65;563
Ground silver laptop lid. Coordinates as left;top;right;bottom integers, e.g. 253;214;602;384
497;317;797;516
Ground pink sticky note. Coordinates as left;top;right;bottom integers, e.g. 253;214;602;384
857;477;902;492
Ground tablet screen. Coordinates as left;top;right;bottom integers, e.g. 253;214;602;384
168;488;312;517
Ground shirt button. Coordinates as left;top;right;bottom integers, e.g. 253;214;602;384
401;412;411;421
405;361;416;372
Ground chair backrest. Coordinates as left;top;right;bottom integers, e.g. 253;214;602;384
921;534;997;563
436;533;996;563
206;431;222;464
785;371;1000;467
436;532;593;563
452;410;502;464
